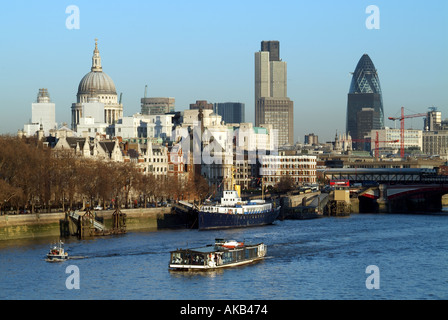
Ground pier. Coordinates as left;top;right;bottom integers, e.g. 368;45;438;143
60;207;127;238
280;192;329;219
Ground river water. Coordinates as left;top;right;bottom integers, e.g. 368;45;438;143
0;213;447;300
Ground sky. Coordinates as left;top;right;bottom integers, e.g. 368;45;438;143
0;0;447;142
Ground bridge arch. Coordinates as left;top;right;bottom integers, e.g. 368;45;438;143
387;186;448;213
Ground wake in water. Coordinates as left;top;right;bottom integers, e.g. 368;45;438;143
68;256;88;260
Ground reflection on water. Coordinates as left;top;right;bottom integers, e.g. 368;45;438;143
169;269;224;279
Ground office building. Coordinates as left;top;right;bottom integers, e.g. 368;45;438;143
190;100;213;110
24;88;56;136
424;108;442;131
255;41;293;146
304;133;319;146
213;102;245;124
369;128;422;156
347;54;384;149
141;97;175;115
256;97;293;147
423;130;448;159
259;154;317;188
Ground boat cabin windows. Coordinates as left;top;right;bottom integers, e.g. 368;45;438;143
170;251;206;266
245;246;259;259
221;190;242;206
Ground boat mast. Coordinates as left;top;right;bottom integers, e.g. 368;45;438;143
261;176;264;200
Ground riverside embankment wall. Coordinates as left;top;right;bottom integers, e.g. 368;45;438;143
0;208;172;241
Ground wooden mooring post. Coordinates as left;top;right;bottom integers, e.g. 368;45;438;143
111;207;127;235
78;208;96;238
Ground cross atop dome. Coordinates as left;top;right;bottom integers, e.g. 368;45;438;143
91;38;102;72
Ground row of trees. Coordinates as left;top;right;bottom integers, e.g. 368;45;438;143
0;136;209;214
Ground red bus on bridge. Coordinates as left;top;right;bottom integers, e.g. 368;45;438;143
330;180;350;187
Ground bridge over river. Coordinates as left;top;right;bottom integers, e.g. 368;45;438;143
320;168;448;213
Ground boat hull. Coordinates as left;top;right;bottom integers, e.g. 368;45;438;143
46;255;69;262
169;256;264;271
198;207;280;230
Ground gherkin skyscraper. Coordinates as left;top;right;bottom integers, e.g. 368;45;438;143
346;54;384;150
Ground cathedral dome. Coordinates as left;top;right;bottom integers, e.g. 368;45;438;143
78;71;117;95
76;39;117;99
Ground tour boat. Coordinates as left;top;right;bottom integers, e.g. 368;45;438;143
46;240;69;262
197;190;280;230
169;239;267;271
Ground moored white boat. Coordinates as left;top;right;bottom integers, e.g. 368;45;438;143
198;190;280;230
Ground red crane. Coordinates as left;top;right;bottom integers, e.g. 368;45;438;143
343;131;399;161
388;107;427;158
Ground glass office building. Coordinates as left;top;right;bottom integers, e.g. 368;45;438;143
213;102;245;124
347;54;384;149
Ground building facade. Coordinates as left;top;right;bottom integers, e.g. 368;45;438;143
259;154;317;188
423;130;448;159
190;100;213;110
256;97;293;147
23;88;56;137
108;113;175;141
424;108;442;131
369;128;423;156
304;133;319;146
213;102;245;124
141;97;175;115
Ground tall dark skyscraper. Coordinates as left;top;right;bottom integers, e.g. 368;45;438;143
255;41;293;146
346;54;384;149
213;102;245;124
261;41;280;62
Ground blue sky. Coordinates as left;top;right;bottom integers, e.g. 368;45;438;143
0;0;447;142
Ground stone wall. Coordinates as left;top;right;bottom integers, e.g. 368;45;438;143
0;207;172;241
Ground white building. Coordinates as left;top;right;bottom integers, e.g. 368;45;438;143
77;117;109;138
140;140;168;176
368;128;422;155
112;116;141;139
76;98;109;138
259;154;317;188
233;123;276;153
139;114;174;140
24;88;56;136
108;113;175;140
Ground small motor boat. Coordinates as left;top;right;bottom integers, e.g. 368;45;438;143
46;240;69;262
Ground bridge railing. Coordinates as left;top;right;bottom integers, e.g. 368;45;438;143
320;168;448;184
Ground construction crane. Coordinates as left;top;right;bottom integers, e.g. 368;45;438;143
388;107;427;158
343;131;399;161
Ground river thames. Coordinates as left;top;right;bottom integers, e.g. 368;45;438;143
0;213;447;300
